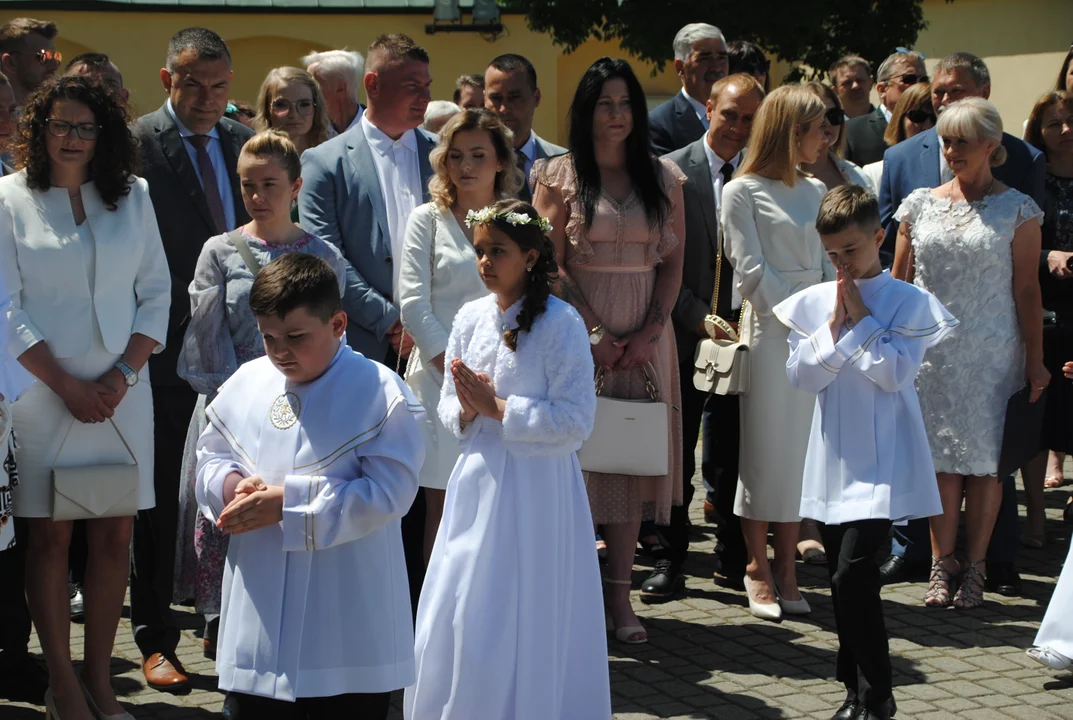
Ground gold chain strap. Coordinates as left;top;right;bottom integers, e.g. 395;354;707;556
594;363;661;401
711;226;748;336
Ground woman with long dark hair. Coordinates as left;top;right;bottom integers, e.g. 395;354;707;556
0;75;170;719
533;57;685;645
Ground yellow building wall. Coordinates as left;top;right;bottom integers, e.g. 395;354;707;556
1;0;1070;144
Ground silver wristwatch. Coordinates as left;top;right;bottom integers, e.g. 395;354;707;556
114;360;138;387
588;324;606;346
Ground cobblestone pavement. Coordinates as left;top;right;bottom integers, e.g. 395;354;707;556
6;473;1073;719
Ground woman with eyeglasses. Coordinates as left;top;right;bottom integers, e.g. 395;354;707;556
800;82;872;192
0;75;170;720
860;83;936;195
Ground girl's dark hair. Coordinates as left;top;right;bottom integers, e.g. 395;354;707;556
568;57;670;230
728;40;771;93
1056;46;1073;91
14;75;136;210
483;199;559;352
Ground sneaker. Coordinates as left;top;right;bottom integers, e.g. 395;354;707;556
69;583;84;621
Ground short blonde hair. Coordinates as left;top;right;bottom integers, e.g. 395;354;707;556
935;96;1007;167
254;67;330;150
240;129;302;182
738;84;826;186
428;108;521;209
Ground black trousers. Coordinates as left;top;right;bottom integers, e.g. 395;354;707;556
654;354;745;571
223;690;391;720
0;517;31;667
818;519;893;707
130;384;197;658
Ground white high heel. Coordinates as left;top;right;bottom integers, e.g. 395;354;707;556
44;688;60;720
1027;646;1072;670
80;678;134;720
743;576;782;621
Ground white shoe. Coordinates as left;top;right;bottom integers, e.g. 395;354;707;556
774;581;811;615
744;576;782;621
1028;646;1072;670
69;583;84;621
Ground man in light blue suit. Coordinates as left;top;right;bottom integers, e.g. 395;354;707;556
877;52;1046;596
299;33;434;366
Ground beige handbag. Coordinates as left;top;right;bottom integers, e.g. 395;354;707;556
694;227;750;395
51;418;139;521
578;364;670;477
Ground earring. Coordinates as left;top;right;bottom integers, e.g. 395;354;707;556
526;266;533;273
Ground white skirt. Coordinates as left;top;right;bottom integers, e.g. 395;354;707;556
11;336;155;517
404;420;611;720
406;350;460;490
1034;538;1073;658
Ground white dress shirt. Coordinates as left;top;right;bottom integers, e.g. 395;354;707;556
362;114;423;297
703;141;743;309
681;88;710;131
880;103;892;123
165;99;236;231
327;105;363;139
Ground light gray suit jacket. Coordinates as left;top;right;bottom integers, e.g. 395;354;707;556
299;122;435;362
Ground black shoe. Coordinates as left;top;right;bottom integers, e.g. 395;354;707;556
712;553;746;591
855;696;896;720
831;690;860;720
985;562;1022;596
878;555;907;585
639;558;685;601
0;653;48;705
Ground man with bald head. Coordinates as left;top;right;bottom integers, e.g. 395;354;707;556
642;73;765;600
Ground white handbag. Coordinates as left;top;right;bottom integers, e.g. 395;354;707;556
693;227;751;395
578;364;670;477
51;418;140;521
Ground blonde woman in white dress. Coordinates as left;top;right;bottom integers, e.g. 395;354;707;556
399;108;522;562
722;84;835;621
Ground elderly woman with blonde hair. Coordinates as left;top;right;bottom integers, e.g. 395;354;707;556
722;83;835;621
398;108;522;562
893;97;1047;609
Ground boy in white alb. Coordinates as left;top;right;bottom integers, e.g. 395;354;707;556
195;254;424;720
773;186;957;720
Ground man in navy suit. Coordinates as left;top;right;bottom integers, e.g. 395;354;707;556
877;51;1046;595
649;23;728;156
299;34;434;614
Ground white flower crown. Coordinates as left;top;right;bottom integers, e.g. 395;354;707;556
464;207;553;235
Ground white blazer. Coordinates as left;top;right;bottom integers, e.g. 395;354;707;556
0;172;171;361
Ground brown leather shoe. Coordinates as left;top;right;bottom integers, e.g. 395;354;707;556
142;653;189;691
703;499;717;524
203;637;216;660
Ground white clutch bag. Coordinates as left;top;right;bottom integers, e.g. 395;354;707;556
51;418;139;521
578;364;669;477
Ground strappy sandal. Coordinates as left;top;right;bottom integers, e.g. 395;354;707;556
953;560;986;609
603;578;647;644
1044;475;1065;489
923;554;959;607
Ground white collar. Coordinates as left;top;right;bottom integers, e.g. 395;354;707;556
517;131;537;162
703;139;741;178
166;98;220;140
361;113;417;155
879;103;892;123
680;87;708;119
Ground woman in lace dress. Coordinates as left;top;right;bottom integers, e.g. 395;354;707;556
892;98;1048;609
172;131;347;649
533;57;685;645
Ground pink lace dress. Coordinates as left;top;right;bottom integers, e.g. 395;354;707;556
533;154;685;525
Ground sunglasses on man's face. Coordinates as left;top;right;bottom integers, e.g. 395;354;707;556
9;48;62;66
824;108;844;127
891;72;928;86
905;109;936;125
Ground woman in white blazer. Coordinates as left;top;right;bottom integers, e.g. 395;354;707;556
398;108;522;563
0;77;169;720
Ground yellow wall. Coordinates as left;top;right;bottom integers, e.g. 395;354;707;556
1;0;1071;144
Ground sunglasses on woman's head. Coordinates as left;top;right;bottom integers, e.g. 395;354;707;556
824;108;844;126
906;109;936;124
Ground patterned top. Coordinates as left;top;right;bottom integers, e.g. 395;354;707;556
1044;174;1073;252
176;228;348;396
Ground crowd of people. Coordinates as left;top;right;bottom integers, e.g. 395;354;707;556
0;13;1070;720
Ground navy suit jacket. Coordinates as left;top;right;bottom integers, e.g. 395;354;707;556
298;122;435;362
878;127;1046;258
649;92;707;156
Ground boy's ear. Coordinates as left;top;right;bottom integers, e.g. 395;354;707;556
331;310;347;339
873;226;885;248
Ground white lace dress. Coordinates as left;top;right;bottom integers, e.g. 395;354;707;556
894;187;1044;476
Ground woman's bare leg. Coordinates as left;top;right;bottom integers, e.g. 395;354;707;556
81;515;134;714
772;521;802;601
741;517;776;604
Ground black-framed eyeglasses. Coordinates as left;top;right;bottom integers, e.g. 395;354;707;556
891;72;928;86
8;48;61;65
270;98;315;117
45;118;99;140
824;108;845;127
905;109;936;125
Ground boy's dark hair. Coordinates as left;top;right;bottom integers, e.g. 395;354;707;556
249;254;342;322
815;184;881;235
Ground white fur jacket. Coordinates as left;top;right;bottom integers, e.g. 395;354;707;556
439;294;597;457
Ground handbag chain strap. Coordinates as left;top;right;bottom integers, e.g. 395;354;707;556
711;225;748;339
50;417;137;468
594;363;660;401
